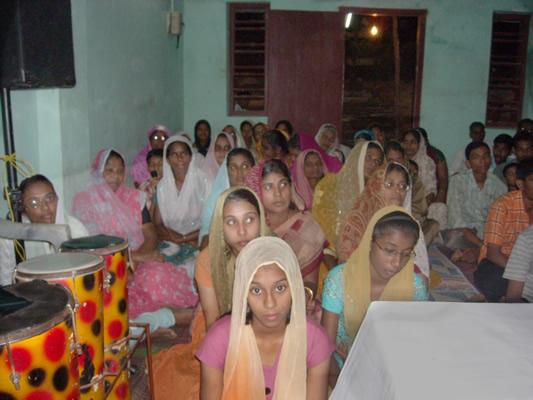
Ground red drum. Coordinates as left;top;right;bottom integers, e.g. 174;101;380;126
61;235;131;400
0;280;79;399
15;253;105;400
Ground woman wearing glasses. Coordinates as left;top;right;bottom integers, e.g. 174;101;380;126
321;207;429;386
20;174;88;258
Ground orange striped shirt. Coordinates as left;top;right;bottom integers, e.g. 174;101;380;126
479;190;530;261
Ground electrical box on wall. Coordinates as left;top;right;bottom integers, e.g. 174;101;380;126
167;11;181;35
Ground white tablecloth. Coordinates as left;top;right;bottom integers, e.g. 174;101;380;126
331;301;533;400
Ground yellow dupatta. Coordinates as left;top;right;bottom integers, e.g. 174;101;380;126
222;237;307;400
343;206;415;337
209;186;270;317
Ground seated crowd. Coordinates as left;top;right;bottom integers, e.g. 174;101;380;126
2;116;533;399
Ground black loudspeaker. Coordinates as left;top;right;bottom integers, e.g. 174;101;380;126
0;0;76;89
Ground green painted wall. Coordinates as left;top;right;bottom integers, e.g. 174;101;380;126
1;0;531;216
1;0;183;212
181;0;532;157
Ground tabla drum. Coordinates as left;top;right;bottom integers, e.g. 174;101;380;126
61;235;131;400
15;253;105;400
0;280;79;399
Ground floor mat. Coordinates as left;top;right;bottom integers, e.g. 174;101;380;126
429;245;480;302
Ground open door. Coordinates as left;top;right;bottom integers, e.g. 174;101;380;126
267;10;344;136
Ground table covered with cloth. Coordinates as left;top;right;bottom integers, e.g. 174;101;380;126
331;301;533;400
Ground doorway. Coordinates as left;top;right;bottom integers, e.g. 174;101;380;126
340;8;426;144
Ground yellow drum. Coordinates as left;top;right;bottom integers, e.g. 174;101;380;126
15;253;105;400
61;235;130;400
0;280;79;399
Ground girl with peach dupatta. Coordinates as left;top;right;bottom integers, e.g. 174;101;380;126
197;236;333;400
151;187;269;399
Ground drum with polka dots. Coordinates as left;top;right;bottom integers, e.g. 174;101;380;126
15;253;105;400
0;280;79;400
60;236;130;400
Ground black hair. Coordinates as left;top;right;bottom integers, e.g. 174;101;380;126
240;120;253;132
493;134;513;148
227;148;255;167
146;149;163;164
384;140;405;157
372;211;419;243
19;174;55;200
503;162;518;177
386;162;409;183
469;121;485;133
401;129;421;144
224;187;261;215
107;150;125;166
261;159;291;183
166;140;192;158
465;141;490;160
516;157;533;181
513;130;533;147
194;119;211;155
263;130;289;156
287;134;300;151
275;119;293;135
517;118;533;133
367;142;385;164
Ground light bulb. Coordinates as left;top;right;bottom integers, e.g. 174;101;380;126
370;25;379;36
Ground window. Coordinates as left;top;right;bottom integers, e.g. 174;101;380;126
486;13;530;128
228;3;269;116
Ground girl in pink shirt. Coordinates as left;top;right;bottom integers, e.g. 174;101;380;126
197;237;333;400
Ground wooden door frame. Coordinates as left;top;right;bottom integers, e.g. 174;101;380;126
339;7;427;127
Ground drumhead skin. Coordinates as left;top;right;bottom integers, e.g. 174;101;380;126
61;234;128;255
0;280;73;343
15;253;103;278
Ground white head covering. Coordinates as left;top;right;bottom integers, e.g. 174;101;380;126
157;133;212;235
413;135;437;196
202;131;235;180
314;123;339;154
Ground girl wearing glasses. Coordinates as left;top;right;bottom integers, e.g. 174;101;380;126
321;207;429;386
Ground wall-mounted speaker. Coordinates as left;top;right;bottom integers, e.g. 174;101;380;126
0;0;76;89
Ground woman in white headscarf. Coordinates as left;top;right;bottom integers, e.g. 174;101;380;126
153;133;212;255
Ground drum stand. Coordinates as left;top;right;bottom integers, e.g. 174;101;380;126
104;322;155;400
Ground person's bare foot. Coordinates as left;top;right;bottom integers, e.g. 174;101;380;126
171;307;195;326
151;327;179;339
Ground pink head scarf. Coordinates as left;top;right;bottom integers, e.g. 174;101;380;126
297;132;342;172
291;149;329;210
73;149;145;249
130;124;171;185
244;160;305;211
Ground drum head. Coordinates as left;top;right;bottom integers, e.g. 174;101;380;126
16;252;103;278
0;280;72;343
60;234;128;254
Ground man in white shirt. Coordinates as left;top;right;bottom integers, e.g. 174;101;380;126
449;121;486;176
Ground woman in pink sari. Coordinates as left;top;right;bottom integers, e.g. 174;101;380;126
245;159;327;314
291;149;329;210
131;124;170;187
72;149;197;331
